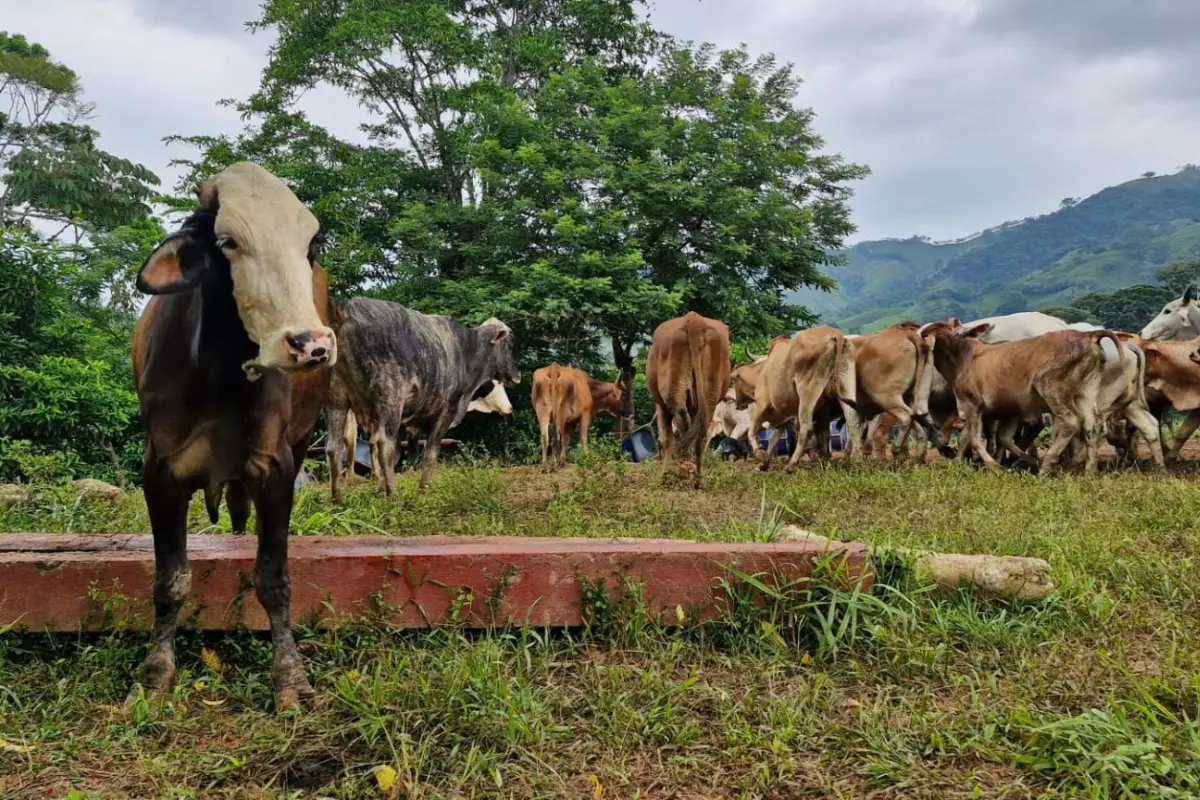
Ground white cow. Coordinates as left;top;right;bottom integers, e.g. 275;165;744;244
1140;286;1200;341
956;311;1070;344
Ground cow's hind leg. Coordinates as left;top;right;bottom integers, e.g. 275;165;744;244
1166;408;1200;462
1126;404;1165;469
538;411;552;465
655;403;674;463
227;481;250;534
326;403;350;504
419;411;455;489
129;455;190;705
557;418;571;466
884;405;916;462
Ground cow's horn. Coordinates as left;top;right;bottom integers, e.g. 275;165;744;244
745;347;763;362
1185;284;1197;304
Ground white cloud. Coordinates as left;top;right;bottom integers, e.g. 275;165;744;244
3;0;1198;242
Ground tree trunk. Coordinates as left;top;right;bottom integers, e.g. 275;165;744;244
611;333;636;438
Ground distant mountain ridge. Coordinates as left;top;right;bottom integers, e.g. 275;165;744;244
794;166;1200;332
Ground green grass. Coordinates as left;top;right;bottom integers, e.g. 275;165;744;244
3;455;1200;798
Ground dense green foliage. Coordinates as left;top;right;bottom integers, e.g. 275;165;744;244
0;32;161;483
1;8;868;481
804;169;1200;331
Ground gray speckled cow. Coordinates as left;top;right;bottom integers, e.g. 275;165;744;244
326;297;520;500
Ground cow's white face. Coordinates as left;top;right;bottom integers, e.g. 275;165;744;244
467;380;513;416
1141;289;1200;341
137;162;336;374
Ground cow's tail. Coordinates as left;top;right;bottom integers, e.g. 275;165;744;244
1092;330;1125;368
832;333;860;412
910;331;940;443
677;323;711;461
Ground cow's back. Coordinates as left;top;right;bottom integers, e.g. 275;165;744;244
532;363;592;424
336;297;470;423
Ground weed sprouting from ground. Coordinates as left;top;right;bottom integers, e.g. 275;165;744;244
3;456;1200;796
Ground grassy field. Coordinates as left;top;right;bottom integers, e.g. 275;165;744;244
2;451;1200;798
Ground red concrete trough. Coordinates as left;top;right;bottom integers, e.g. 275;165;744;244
0;533;873;633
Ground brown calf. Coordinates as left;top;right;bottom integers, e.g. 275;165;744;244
847;326;941;461
645;312;732;488
531;364;625;465
730;325;861;472
922;321;1120;474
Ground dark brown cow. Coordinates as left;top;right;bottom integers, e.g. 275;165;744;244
531;363;625;465
131;163;335;711
645;312;732;488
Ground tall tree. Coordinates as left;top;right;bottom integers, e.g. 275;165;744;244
0;31;159;241
171;3;867;410
0;32;162;482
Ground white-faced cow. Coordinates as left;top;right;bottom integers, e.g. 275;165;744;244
325;298;520;502
131;162;335;711
1140;285;1200;341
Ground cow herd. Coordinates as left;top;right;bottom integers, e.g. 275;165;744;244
123;163;1200;710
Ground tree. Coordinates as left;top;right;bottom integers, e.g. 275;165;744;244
1142;171;1156;179
1154;258;1200;296
1059;197;1079;210
1037;306;1098;325
171;5;867;413
1071;284;1173;332
0;32;159;241
0;32;163;482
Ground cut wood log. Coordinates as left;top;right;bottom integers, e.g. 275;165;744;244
775;525;1054;600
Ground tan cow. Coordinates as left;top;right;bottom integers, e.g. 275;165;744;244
645;312;732;488
1112;335;1200;462
729;325;861;472
531;364;625;465
843;325;941;461
921;321;1121;474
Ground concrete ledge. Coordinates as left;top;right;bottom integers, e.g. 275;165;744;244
0;534;873;632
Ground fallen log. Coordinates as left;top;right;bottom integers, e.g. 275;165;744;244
775;525;1054;601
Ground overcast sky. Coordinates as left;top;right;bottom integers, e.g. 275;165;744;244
3;0;1197;242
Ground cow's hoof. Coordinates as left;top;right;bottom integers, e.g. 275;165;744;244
783;463;798;474
938;446;957;460
273;670;314;713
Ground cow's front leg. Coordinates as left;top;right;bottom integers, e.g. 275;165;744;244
129;454;189;705
250;443;312;711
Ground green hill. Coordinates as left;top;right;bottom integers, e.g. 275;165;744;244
797;166;1200;332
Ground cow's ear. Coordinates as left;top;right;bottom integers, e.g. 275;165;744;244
961;323;991;338
491;326;510;345
136;234;210;295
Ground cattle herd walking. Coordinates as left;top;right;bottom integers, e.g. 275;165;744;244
126;163;1200;710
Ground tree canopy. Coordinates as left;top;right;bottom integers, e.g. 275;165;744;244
169;0;867;398
0;32;161;482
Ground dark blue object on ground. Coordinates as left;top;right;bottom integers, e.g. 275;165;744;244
622;426;658;463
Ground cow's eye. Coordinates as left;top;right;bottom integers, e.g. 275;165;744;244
216;237;238;252
1163;309;1170;315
